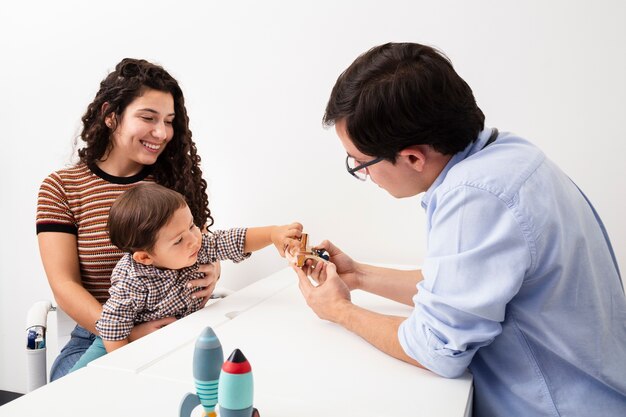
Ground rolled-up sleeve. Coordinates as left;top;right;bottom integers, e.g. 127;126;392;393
399;185;531;378
36;172;77;235
199;228;251;263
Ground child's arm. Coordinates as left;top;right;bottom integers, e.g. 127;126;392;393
103;338;129;353
96;260;147;352
102;315;177;352
201;223;303;264
244;222;303;256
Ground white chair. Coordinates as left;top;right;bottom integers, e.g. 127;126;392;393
25;301;74;392
24;288;234;392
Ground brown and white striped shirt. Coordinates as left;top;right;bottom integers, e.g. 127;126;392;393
36;163;155;303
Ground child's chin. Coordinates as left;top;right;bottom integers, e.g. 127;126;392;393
177;258;197;269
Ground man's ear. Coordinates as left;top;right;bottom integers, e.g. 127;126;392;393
398;145;428;172
132;250;153;265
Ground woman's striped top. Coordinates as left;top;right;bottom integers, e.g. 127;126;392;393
36;163;154;304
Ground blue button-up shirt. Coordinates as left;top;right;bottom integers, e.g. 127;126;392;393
398;129;626;416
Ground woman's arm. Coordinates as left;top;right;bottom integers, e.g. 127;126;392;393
37;232;102;333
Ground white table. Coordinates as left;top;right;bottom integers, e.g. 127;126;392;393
89;271;294;374
2;267;473;417
0;367;194;417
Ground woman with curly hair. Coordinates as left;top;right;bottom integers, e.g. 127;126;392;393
36;58;302;381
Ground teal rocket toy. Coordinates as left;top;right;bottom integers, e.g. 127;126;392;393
179;326;224;417
218;349;255;417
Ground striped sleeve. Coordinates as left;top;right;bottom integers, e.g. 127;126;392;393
36;172;77;234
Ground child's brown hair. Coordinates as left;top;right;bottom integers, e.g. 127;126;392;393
108;183;188;253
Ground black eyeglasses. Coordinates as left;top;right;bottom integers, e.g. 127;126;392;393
345;155;385;181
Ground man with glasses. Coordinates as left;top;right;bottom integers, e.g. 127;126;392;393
293;43;626;416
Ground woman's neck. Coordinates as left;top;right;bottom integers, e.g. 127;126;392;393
95;157;145;178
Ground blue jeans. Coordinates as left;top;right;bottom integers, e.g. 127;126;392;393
49;325;96;382
70;336;107;372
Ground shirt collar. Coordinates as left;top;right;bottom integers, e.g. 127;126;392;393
421;128;493;210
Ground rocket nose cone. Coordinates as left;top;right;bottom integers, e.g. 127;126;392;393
196;326;221;349
227;348;247;363
223;348;252;374
200;326;216;338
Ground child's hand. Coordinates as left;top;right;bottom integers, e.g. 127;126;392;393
271;222;303;257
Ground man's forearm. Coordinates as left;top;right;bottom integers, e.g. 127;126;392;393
336;302;426;369
357;264;423;306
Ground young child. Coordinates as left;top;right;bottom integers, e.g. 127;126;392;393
71;183;302;369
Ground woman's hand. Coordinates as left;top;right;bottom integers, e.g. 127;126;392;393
270;222;303;257
187;261;222;308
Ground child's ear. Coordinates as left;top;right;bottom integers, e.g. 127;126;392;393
132;250;153;265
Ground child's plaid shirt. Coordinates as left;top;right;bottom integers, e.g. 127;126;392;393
96;228;249;341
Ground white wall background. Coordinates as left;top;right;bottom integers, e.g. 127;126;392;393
1;0;624;394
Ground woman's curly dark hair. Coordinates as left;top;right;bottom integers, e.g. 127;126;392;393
77;58;213;228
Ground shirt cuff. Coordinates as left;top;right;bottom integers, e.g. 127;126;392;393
398;313;474;378
95;319;133;341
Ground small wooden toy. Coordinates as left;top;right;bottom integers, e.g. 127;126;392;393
293;233;330;267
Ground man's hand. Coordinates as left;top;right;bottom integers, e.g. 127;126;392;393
303;240;361;290
294;262;424;369
293;262;352;323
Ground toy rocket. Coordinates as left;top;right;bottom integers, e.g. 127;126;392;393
179;326;224;417
218;349;255;417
